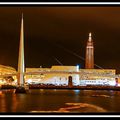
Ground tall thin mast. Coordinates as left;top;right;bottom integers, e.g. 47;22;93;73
17;13;25;86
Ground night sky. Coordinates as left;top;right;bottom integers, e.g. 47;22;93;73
0;6;120;73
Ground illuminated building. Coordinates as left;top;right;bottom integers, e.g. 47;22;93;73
79;69;116;86
25;67;50;84
0;12;117;88
25;66;116;86
116;77;120;86
0;65;17;85
0;64;116;86
0;20;116;87
85;33;94;69
0;64;16;74
25;66;80;86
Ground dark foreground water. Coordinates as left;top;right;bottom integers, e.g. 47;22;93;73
0;89;120;113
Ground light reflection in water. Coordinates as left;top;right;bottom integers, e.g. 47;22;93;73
73;90;80;95
11;94;17;112
0;89;119;113
1;94;6;112
30;102;107;113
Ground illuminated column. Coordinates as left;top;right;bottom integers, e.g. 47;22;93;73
74;65;80;85
85;33;94;69
17;14;25;86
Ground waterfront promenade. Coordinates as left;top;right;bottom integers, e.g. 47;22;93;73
1;84;120;91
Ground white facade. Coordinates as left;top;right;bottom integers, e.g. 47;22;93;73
26;66;80;86
25;66;116;86
79;69;116;86
79;79;116;86
0;65;117;86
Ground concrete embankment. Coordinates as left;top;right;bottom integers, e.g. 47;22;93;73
1;85;120;91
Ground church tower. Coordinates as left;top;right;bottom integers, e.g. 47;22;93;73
85;33;94;69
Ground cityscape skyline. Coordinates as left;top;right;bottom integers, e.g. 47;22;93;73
0;7;120;73
0;4;120;114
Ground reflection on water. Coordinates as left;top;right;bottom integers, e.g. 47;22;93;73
58;102;107;113
31;103;107;113
0;89;120;113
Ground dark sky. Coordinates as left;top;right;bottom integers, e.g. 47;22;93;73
0;6;120;73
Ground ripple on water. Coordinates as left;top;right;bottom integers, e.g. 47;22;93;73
30;102;107;113
59;103;107;113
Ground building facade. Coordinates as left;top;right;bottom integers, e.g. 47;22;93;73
25;66;80;86
0;64;116;86
25;66;116;86
0;65;17;85
79;69;116;86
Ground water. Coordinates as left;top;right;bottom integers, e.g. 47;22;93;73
0;89;120;113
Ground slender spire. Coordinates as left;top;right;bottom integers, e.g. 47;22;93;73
17;13;25;86
88;32;92;42
22;12;23;19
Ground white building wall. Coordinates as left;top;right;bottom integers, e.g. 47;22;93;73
25;66;116;86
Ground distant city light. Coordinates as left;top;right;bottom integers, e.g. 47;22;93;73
76;64;80;72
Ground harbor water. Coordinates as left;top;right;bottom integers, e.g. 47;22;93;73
0;89;120;113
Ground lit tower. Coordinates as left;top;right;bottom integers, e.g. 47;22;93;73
85;33;94;69
17;13;25;87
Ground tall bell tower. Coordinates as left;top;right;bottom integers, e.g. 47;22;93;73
85;33;94;69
